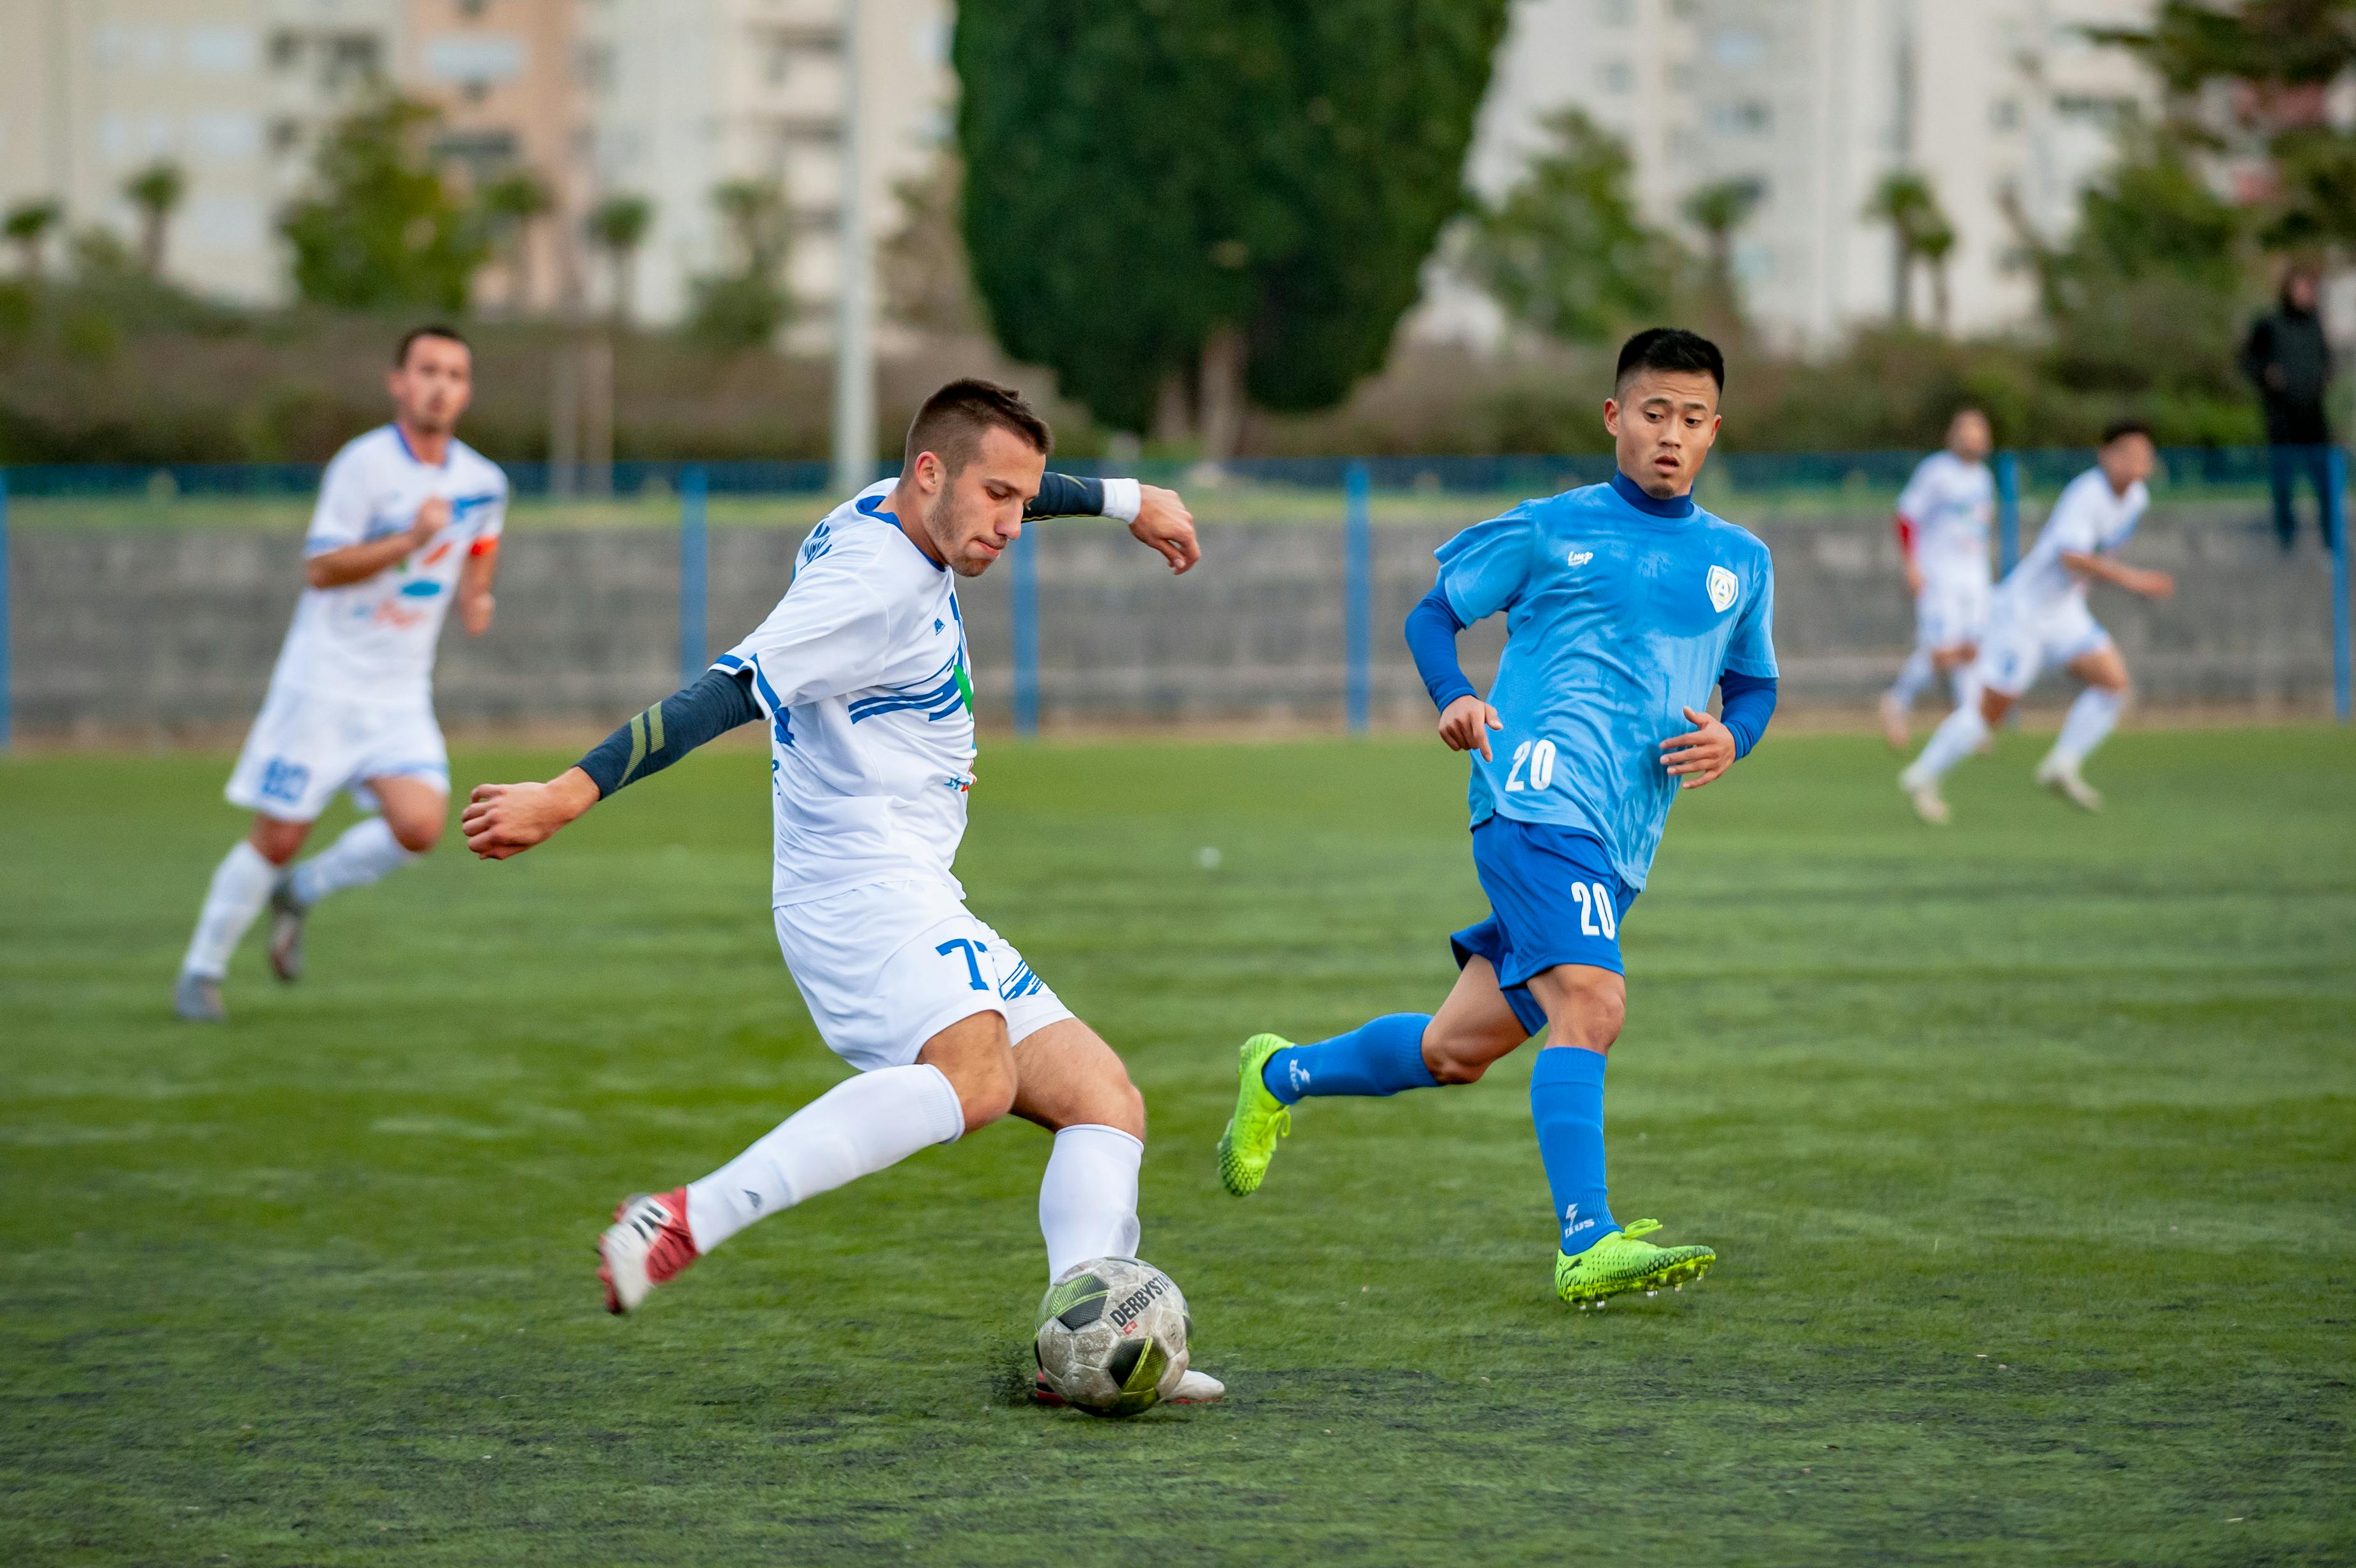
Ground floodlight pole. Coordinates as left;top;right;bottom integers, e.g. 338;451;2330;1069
830;0;876;499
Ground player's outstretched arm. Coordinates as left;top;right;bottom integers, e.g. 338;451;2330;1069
2061;550;2174;600
1026;473;1200;574
463;667;763;859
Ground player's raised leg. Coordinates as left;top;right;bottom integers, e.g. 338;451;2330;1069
176;814;311;1021
598;1013;982;1314
1218;956;1526;1197
2035;645;2130;812
267;774;444;982
1521;964;1714;1307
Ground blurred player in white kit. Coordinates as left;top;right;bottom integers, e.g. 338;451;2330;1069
1880;409;1996;747
1900;420;2175;823
173;325;505;1021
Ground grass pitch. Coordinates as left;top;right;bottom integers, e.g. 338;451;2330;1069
4;728;2352;1565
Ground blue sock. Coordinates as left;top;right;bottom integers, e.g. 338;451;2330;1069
1530;1046;1615;1255
1262;1014;1439;1105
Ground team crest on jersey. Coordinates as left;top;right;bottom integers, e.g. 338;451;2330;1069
1705;565;1739;614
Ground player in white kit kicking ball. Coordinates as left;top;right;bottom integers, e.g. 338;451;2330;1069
460;380;1225;1402
174;325;504;1022
1900;420;2175;823
1880;409;1997;747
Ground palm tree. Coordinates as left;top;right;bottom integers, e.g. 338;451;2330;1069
4;199;63;281
123;162;186;276
478;170;553;311
1683;178;1761;290
586;194;653;325
1915;211;1958;334
1863;171;1950;327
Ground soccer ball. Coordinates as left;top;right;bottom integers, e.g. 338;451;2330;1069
1033;1257;1191;1417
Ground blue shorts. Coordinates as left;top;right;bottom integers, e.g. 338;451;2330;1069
1450;817;1639;1038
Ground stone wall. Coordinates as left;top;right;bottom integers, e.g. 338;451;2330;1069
10;505;2341;740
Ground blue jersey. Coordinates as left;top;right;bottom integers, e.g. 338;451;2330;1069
1432;477;1777;889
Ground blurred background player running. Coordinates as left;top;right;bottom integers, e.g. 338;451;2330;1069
1900;420;2176;823
172;325;504;1022
1880;409;1997;748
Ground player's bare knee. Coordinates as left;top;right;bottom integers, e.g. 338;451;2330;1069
1097;1071;1147;1141
1549;973;1625;1052
248;819;307;866
388;815;442;855
950;1056;1018;1132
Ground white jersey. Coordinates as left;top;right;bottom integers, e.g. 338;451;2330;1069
1897;451;1996;582
718;483;981;908
1998;467;2148;619
269;427;509;705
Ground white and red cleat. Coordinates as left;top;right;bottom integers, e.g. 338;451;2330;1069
598;1188;699;1313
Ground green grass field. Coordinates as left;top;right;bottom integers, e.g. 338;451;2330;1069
4;729;2352;1566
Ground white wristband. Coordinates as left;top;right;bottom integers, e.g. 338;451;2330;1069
1100;476;1142;523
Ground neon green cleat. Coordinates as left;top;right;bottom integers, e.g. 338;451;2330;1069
1555;1219;1716;1308
1216;1033;1294;1196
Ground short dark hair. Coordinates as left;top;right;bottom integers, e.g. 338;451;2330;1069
1615;327;1725;393
394;323;469;367
2099;418;2154;447
903;378;1053;474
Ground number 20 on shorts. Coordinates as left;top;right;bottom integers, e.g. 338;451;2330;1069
1504;738;1556;793
1568;881;1617;940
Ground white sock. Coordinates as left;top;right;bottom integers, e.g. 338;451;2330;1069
1950;663;1983;710
290;817;418;907
683;1064;965;1253
2047;688;2122;770
1887;647;1935;707
180;841;279;978
1038;1124;1144;1280
1903;703;1989;787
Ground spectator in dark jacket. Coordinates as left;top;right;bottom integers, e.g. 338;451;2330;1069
2240;267;2339;552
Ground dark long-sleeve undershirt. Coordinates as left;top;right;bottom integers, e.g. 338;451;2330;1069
575;667;761;798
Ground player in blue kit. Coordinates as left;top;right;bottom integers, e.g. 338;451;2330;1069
1215;330;1779;1307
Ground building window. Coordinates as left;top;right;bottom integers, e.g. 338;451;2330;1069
1709;102;1773;136
1602;60;1633;94
1711;31;1766;69
1601;0;1633;24
1991;97;2021;132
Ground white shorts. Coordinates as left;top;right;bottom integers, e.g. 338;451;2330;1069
1915;569;1993;651
773;880;1074;1073
225;683;449;823
1974;597;2111;698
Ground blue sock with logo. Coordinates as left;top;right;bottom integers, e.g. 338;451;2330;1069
1530;1045;1616;1255
1261;1015;1439;1105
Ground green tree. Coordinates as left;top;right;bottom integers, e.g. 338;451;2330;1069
279;95;486;311
4;200;63;281
688;179;791;348
2010;124;2252;405
122;162;186;277
2098;1;2356;250
1467;109;1675;348
956;0;1509;454
586;194;654;325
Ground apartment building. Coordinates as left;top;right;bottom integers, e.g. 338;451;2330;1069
1439;0;2160;348
579;0;952;331
0;0;399;304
